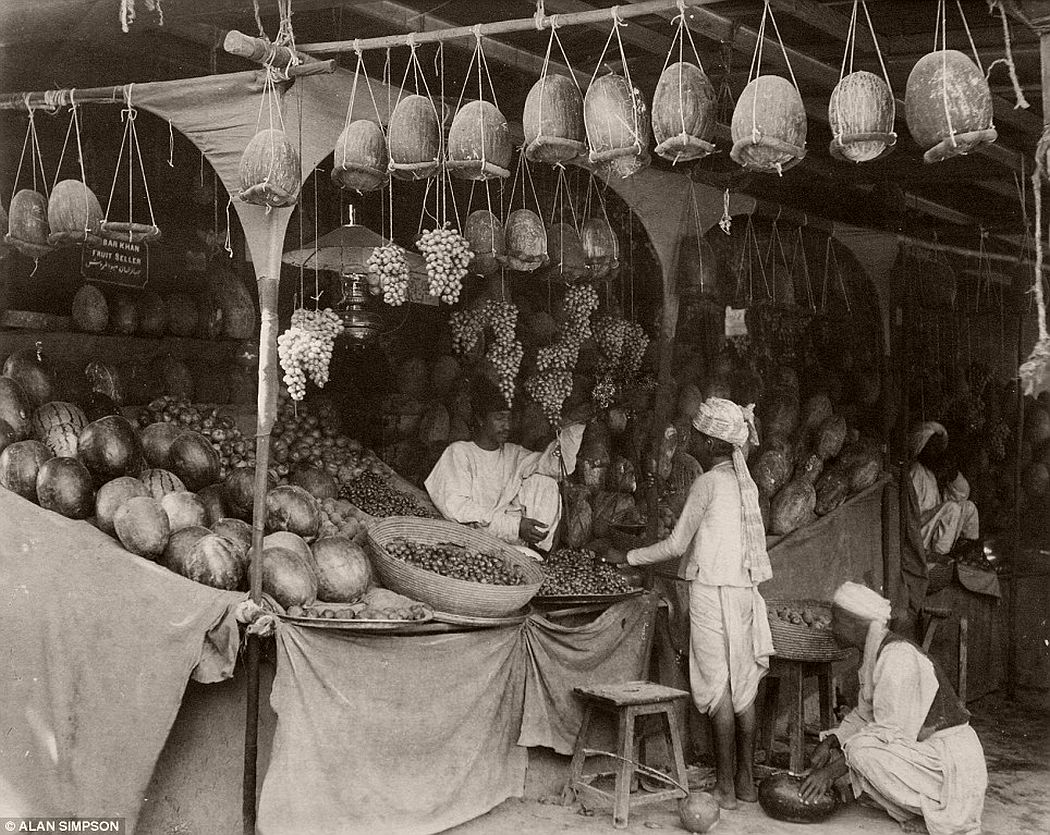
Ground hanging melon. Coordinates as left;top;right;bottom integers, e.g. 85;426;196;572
47;180;103;247
137;289;167;337
447;100;512;181
71;284;108;333
499;209;548;273
208;272;257;340
829;71;896;163
332;120;389;193
464;210;505;276
5;189;51;259
730;75;807;174
581;217;620;278
238;128;301;208
585;74;651;179
905;50;996;164
652;62;717;163
523;75;587;165
547;223;588;281
387;94;441;180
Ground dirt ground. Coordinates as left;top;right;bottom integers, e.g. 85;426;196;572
450;689;1050;835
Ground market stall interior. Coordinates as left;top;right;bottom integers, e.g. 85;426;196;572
1;0;1049;834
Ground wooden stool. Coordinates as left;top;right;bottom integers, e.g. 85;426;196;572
921;605;968;702
562;681;690;829
758;657;836;774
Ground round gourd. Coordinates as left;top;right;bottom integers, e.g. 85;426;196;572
311;536;372;602
523;74;586;165
77;415;143;485
332;119;389;193
263;531;313;567
829;70;896;163
95;475;150;536
387;95;441;180
265;484;322;541
770;479;817;535
36;456;94;519
160;525;211;571
0;376;31;440
5;189;51;258
212;517;253;568
137;290;167;336
161;490;208;532
83;391;120;422
30;402;87;458
262;545;319;609
585;73;651;178
152;356;194;401
238;128;301;208
289;466;339;500
678;791;720;833
179;534;244;590
84;360;125;405
758;773;836;823
140;468;186;500
197;483;228;526
71;285;109;333
108;293;139;335
464;210;505;276
905;50;996;163
47;179;103;246
196;291;224;340
499;209;547;272
3;346;55;409
547;223;587;280
0;419;18;457
580;217;619;278
652;61;717;163
447;100;512;180
731;75;807;173
209;274;256;340
114;495;170;559
224;465;276;520
169;431;220;492
166;293;198;336
0;439;53;501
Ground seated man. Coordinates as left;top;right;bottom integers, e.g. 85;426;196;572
910;422;979;556
801;582;987;835
425;378;585;554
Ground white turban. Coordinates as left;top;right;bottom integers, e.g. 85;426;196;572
833;581;891;625
909;421;947;459
692;397;759;448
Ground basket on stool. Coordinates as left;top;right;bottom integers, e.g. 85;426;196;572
765;598;851;662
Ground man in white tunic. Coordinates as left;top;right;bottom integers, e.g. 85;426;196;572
801;582;987;835
425;378;585;554
909;422;979;556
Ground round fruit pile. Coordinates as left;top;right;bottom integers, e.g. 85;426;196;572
367;242;411;307
418;224;472;304
387;537;526;585
539;548;633;596
318;497;370;545
770;604;832;630
135;396;254;479
342;470;432;518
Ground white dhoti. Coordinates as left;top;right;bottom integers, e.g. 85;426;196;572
844;723;987;835
688;583;774;714
922;500;979;556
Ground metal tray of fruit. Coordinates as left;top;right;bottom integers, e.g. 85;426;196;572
431;609;529;628
279;605;433;631
532;588;645;605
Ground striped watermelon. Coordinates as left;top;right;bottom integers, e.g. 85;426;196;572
140;467;186;499
30;401;88;457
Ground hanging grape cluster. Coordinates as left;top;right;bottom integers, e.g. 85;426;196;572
450;307;485;354
277;308;344;401
418;224;472;304
367;243;411;306
622;321;650;387
484;301;523;408
525;283;600;426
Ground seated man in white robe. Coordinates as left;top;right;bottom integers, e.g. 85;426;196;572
425;378;585;555
909;422;979;556
801;582;987;835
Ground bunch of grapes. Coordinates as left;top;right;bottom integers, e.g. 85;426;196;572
621;322;650;387
418;224;472;304
450;307;485;354
563;283;599;339
988;422;1011;461
524;369;574;427
367;243;411;306
277;308;344;401
593;376;616;408
483;300;523;408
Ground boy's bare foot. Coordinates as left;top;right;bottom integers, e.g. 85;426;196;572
710;785;738;810
734;771;759;803
900;817;929;834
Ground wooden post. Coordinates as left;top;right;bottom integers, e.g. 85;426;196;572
224;30;335;77
1008;311;1026;700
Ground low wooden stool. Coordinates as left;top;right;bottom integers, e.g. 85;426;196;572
562;681;690;829
758;657;836;773
921;604;968;702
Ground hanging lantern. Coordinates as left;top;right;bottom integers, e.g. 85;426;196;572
335;271;383;343
829;71;897;163
905;50;996;164
5;189;52;259
523;75;587;165
388;94;442;180
447;100;512;181
465;210;505;276
585;74;651;179
547;223;587;281
47;180;103;247
332;120;388;193
730;75;807;174
581;217;620;278
652;62;717;163
238;128;301;208
499;209;547;272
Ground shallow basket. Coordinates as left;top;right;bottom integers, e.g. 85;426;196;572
367;517;545;618
765;598;851;662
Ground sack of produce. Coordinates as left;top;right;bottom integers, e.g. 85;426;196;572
794;453;824;484
814;414;847;460
608;456;637;494
770;478;816;535
751;448;793;497
564;486;594;549
815;468;849;516
760;386;800;443
800;393;833;434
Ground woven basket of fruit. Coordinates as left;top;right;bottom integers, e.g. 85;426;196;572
766;599;851;662
367;518;545;617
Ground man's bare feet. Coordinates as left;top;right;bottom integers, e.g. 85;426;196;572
900;816;929;834
734;771;759;803
710;784;738;810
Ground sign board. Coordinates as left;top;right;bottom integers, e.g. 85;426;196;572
406;272;439;307
81;238;149;289
724;306;748;337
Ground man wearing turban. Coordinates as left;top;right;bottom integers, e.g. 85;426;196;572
800;582;986;834
909;422;979;556
606;397;773;809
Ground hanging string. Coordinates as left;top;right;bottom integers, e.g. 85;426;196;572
986;0;1030;110
588;7;644;156
167;120;175;168
11;101;50;203
719;188;732;234
252;0;266;39
792;226;815;310
224;196;234;257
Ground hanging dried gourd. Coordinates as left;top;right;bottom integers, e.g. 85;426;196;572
101;88;161;243
523;21;586;165
239;59;301;208
48;103;103;247
585;9;651;179
498;149;548;272
447;33;512;180
905;1;996;164
546;168;587;282
652;2;716;163
465;209;505;276
332;52;388;193
388;40;442;180
579;174;620;278
828;0;896;163
4;105;52;259
730;1;807;175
